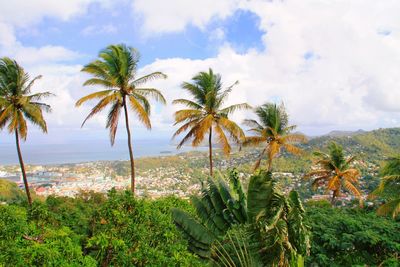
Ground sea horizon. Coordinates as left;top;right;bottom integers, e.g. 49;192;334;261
0;139;206;166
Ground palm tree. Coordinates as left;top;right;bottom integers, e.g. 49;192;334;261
304;142;362;205
0;57;52;206
172;68;250;176
243;102;306;171
370;156;400;218
76;44;167;194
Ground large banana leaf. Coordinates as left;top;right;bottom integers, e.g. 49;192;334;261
173;169;310;266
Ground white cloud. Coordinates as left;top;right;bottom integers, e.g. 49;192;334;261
2;0;400;142
132;0;400;135
81;24;118;36
0;0;115;28
132;0;241;35
0;23;16;46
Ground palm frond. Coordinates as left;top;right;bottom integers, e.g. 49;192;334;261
326;175;340;191
243;136;267;147
220;103;252;115
218;117;245;145
106;102;121;145
75;90;115;107
131;71;167;86
281;133;307;144
311;175;331;190
83;78;115;88
81;93;119;126
343;180;362;201
172;99;203;110
304;170;331;179
283;143;303;155
214;124;231;155
174;109;203;124
22;103;47;133
377;199;400;218
0;105;13;128
341;168;360;183
131;92;151;114
134;88;166;104
192;115;213;147
243;119;263;130
128;95;151;129
17;111;28;140
172;119;201;139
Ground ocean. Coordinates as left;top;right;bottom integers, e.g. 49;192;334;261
0;139;205;165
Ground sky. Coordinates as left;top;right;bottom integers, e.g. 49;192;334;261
0;0;399;145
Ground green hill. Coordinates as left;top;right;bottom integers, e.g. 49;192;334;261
305;128;400;162
0;179;25;202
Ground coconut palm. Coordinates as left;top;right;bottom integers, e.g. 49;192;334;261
0;57;52;205
371;156;400;218
305;142;362;205
172;68;250;176
243;102;306;171
76;44;167;194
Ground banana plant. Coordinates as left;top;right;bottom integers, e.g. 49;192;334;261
172;169;247;258
172;169;310;266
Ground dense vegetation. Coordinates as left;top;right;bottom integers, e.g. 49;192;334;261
305;203;400;266
1;184;399;266
0;190;202;266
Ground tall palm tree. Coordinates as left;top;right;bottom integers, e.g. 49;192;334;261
304;142;362;205
0;57;52;206
76;44;167;194
172;68;250;176
243;102;306;171
370;156;400;218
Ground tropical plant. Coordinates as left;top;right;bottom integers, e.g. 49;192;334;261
172;68;250;176
305;204;400;266
172;169;310;266
76;44;167;194
0;57;52;205
304;142;362;205
370;155;400;218
243;102;306;171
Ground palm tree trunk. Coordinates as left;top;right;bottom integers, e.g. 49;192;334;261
209;127;213;176
122;96;136;195
331;190;337;206
15;130;32;205
267;157;273;172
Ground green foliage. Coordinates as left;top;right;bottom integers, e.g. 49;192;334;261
306;128;400;163
86;190;201;266
172;171;248;258
254;102;289;135
0;179;25;202
173;170;311;266
0;204;95;266
306;206;400;266
372;155;400;218
248;172;310;267
0;191;202;267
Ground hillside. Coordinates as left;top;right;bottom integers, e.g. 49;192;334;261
305;128;400;162
0;179;25;202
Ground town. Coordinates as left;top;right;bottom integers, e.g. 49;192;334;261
0;147;380;205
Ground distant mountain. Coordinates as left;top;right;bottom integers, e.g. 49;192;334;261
324;129;366;137
305;128;400;162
